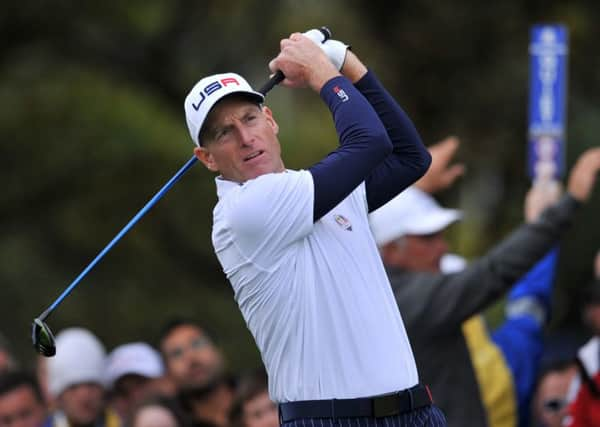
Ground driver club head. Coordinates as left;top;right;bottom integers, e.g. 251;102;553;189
32;318;56;357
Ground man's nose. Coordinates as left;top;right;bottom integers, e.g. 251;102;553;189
235;123;254;146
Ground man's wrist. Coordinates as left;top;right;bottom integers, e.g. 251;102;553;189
341;50;367;83
309;64;342;92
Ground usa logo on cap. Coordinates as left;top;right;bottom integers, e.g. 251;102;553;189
184;72;264;146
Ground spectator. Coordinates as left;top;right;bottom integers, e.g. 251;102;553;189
531;360;577;427
0;333;16;374
35;356;53;409
44;327;120;427
369;142;600;426
104;342;168;423
131;396;189;427
565;250;600;427
159;319;232;427
0;370;46;427
229;370;277;427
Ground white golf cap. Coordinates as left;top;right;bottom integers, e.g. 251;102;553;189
47;327;106;397
184;72;264;146
104;342;164;388
369;186;462;246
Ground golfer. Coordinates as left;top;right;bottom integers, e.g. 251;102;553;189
183;32;446;426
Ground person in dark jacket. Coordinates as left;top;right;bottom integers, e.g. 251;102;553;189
369;143;600;426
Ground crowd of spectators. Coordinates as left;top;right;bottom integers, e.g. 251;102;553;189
1;140;599;427
0;319;276;427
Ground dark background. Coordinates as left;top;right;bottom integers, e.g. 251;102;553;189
2;0;599;371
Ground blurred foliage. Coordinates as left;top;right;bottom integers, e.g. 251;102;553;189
1;0;599;370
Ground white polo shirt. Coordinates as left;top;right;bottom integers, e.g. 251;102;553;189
212;170;418;403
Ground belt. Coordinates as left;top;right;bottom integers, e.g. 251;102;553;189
278;384;433;422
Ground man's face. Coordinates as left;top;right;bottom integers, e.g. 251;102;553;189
0;385;45;427
57;383;104;426
194;97;284;183
110;374;152;420
393;231;448;273
160;325;223;390
0;352;14;375
533;368;575;427
133;405;178;427
584;304;600;335
242;391;278;427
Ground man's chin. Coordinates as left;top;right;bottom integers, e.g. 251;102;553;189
71;411;100;426
179;376;222;400
242;163;286;182
243;169;269;181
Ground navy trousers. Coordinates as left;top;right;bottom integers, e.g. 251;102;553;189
281;405;447;427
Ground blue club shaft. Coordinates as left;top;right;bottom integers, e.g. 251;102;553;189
42;156;198;318
37;26;333;321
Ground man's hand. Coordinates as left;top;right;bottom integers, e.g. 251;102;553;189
302;29;349;71
415;136;465;194
268;33;340;92
302;30;366;83
567;147;600;202
524;180;563;222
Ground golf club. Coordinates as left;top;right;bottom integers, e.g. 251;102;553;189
32;155;197;357
32;26;332;357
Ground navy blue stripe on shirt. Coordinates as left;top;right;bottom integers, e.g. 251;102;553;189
309;76;393;221
355;70;431;212
308;72;430;222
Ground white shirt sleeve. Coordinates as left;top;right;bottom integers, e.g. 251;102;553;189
221;170;314;269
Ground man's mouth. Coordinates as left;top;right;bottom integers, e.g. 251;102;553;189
244;150;264;162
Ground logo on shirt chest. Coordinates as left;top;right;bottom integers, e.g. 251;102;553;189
333;214;352;231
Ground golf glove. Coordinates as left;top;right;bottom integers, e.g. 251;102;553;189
302;29;349;71
322;39;350;71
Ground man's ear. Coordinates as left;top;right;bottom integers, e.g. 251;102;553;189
194;146;218;172
262;106;279;135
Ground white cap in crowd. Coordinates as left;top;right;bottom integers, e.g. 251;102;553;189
369;186;462;246
104;342;164;388
184;72;264;146
47;327;106;397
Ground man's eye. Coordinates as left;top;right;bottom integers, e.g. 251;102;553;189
216;128;230;139
245;114;257;123
167;347;184;360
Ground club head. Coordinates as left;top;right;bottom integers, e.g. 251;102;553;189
31;318;56;357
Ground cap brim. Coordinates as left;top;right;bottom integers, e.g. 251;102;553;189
403;209;462;235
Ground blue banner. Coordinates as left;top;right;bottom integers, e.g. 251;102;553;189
528;24;568;180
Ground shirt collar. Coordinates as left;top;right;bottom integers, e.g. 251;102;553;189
215;176;242;199
214;169;293;199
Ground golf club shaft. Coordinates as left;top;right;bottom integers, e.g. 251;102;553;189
42;156;198;317
37;27;331;320
258;71;285;95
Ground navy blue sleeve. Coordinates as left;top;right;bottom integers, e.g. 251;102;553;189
354;70;431;212
308;76;394;221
